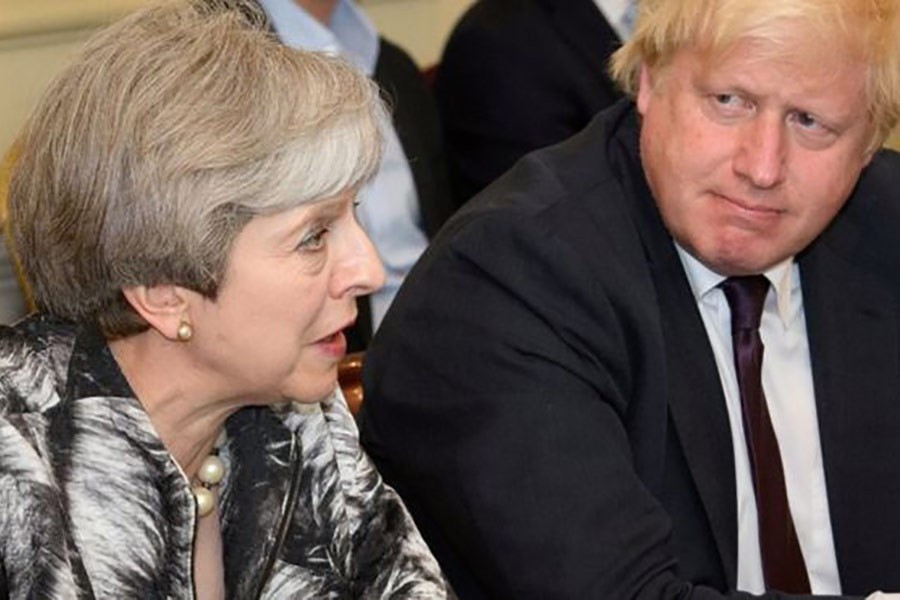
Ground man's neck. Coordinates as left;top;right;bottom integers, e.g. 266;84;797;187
293;0;339;25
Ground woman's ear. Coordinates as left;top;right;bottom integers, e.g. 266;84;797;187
121;285;191;342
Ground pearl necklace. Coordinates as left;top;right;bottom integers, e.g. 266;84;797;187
191;451;226;518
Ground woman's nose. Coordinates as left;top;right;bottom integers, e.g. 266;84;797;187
332;220;386;299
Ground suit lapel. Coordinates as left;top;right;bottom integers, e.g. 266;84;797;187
619;142;739;584
651;249;740;585
800;218;900;592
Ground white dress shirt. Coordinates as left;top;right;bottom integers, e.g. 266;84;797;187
676;245;841;594
259;0;429;330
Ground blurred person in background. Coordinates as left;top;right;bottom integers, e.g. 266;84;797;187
435;0;636;205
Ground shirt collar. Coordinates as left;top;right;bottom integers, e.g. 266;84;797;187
258;0;378;75
675;243;796;327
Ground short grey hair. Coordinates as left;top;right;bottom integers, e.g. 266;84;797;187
8;0;388;337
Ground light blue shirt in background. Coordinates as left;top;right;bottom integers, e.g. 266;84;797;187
592;0;637;41
259;0;428;330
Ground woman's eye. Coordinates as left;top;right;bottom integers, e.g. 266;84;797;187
296;226;329;252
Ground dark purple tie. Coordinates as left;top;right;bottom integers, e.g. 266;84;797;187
720;276;810;593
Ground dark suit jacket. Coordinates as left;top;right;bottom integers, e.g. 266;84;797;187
435;0;624;206
359;100;900;599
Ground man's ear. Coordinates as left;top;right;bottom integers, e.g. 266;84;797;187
121;285;190;342
636;62;654;116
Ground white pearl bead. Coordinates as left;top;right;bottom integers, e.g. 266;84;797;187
193;485;216;518
198;455;225;486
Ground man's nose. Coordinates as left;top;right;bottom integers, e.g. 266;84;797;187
733;115;788;189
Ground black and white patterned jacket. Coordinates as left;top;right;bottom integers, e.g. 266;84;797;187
0;314;452;599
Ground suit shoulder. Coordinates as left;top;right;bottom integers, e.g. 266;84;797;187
451;0;543;33
375;37;423;79
374;38;434;111
863;148;900;189
845;148;900;226
463;103;634;211
432;129;636;278
441;0;557;65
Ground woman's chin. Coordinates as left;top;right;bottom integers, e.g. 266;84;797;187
280;379;339;406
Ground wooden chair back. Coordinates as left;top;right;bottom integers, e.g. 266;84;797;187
338;351;365;416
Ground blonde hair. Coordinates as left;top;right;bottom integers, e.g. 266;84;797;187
611;0;900;151
9;0;388;337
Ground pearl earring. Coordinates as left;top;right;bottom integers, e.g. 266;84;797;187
176;321;193;342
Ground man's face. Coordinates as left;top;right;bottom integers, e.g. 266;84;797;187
637;39;874;276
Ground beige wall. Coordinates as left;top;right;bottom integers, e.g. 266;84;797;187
0;0;473;155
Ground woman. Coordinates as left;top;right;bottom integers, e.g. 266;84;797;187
0;1;452;598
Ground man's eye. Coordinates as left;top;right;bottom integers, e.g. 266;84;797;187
793;111;823;131
706;93;754;120
296;227;329;252
714;93;739;106
711;93;751;111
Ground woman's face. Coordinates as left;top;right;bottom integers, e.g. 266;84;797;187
186;190;384;404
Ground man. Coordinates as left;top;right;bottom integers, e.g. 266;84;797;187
435;0;635;206
257;0;454;348
360;0;900;597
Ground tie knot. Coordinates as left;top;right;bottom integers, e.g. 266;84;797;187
720;275;770;331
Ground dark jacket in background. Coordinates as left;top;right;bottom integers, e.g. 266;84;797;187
435;0;624;206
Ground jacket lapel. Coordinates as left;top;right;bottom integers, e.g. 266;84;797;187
220;407;300;599
617;130;739;584
652;252;739;585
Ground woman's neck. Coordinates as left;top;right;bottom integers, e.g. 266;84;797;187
108;331;239;480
